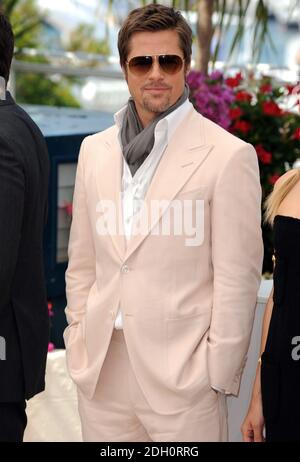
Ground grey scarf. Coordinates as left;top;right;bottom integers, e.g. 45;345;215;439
121;83;190;177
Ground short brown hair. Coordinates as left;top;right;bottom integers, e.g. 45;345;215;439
0;12;14;83
118;3;192;70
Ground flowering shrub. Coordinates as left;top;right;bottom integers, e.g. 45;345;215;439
188;70;300;272
187;70;235;129
226;72;300;198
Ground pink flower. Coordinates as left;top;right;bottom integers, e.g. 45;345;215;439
48;301;54;317
48;342;55;352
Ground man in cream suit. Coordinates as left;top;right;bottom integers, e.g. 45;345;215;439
64;4;263;442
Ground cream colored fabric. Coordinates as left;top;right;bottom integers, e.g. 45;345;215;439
77;328;228;442
64;105;263;413
22;281;272;442
24;350;82;442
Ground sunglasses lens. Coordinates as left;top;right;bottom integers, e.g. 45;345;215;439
159;55;183;74
127;55;184;76
128;56;153;75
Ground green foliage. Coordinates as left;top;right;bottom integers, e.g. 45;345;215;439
1;0;43;50
16;72;81;107
2;0;80;107
68;23;110;55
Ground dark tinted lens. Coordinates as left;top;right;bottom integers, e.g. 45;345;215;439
128;56;153;75
159;55;183;74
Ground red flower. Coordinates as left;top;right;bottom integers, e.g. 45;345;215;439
225;73;243;88
292;127;300;140
262;100;282;116
229;107;243;119
285;84;295;95
269;174;281;185
232;120;252;134
64;202;73;217
235;91;252;103
255;144;272;165
260;83;273;94
47;301;54;317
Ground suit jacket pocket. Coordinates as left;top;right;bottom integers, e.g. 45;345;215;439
166;313;210;387
261;352;280;423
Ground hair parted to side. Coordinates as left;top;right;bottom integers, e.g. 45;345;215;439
264;168;300;225
0;10;14;84
118;3;192;70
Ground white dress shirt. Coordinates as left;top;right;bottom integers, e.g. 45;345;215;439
113;98;192;330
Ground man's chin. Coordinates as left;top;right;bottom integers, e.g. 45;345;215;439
143;100;171;114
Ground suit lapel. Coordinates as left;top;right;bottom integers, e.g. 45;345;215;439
96;107;214;262
95;130;126;261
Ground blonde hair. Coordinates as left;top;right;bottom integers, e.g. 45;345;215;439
264;168;300;225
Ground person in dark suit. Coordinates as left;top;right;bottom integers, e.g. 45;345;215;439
0;13;50;442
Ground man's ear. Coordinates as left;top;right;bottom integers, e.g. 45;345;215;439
185;63;191;77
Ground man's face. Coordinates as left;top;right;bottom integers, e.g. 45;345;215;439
122;29;190;127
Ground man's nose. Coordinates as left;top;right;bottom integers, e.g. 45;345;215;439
148;58;164;79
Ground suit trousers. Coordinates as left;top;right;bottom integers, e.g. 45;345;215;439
0;401;27;442
77;328;228;442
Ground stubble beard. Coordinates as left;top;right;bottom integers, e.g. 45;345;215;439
142;93;172;114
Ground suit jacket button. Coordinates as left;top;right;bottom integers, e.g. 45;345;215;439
121;264;130;274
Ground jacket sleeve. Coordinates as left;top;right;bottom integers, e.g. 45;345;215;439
0;135;25;315
207;143;264;396
64;137;96;340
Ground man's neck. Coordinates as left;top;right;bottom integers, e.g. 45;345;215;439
136;107;161;129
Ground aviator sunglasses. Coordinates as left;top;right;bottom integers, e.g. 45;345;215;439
126;54;185;76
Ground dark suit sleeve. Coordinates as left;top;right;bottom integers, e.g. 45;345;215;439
0;134;25;313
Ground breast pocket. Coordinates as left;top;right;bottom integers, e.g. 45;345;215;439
173;186;207;248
